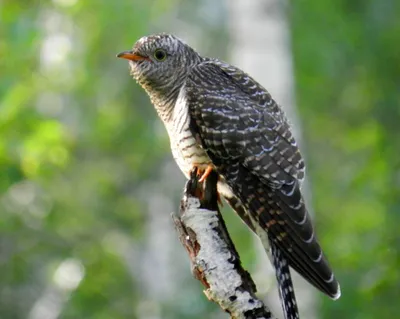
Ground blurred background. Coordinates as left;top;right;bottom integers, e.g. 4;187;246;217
1;0;399;318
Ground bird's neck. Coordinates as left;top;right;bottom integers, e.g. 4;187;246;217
145;84;182;123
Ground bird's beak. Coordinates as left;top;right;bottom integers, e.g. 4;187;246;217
116;50;148;61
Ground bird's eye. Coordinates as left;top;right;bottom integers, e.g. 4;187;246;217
153;49;167;61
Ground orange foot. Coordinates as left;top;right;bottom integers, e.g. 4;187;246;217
198;165;213;183
192;165;223;206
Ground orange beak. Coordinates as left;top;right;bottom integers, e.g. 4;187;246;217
116;50;149;61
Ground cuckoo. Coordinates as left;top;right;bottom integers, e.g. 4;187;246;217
117;34;340;318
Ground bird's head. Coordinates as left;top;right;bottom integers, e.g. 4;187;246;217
117;34;202;98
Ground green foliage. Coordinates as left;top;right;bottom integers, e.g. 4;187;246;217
291;0;400;317
1;0;399;318
1;1;167;318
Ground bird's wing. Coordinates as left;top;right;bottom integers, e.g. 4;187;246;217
185;61;340;299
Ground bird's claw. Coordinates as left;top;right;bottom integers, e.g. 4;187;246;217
198;165;213;183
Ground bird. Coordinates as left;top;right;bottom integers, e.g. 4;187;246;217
117;33;340;318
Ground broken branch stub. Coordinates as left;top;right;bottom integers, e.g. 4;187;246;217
172;169;275;319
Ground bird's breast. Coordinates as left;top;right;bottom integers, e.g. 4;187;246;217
166;87;212;178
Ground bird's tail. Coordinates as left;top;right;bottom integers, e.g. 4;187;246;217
270;239;299;319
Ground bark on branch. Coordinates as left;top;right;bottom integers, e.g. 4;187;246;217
172;169;275;319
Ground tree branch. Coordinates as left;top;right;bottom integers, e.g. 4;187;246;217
172;169;275;319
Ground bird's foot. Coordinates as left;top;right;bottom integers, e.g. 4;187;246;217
191;165;223;206
198;165;213;183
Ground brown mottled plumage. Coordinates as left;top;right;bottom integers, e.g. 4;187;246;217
117;34;340;319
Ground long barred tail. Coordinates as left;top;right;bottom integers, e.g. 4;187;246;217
270;240;299;319
219;161;340;299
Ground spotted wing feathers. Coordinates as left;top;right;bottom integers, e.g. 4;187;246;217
185;61;340;300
